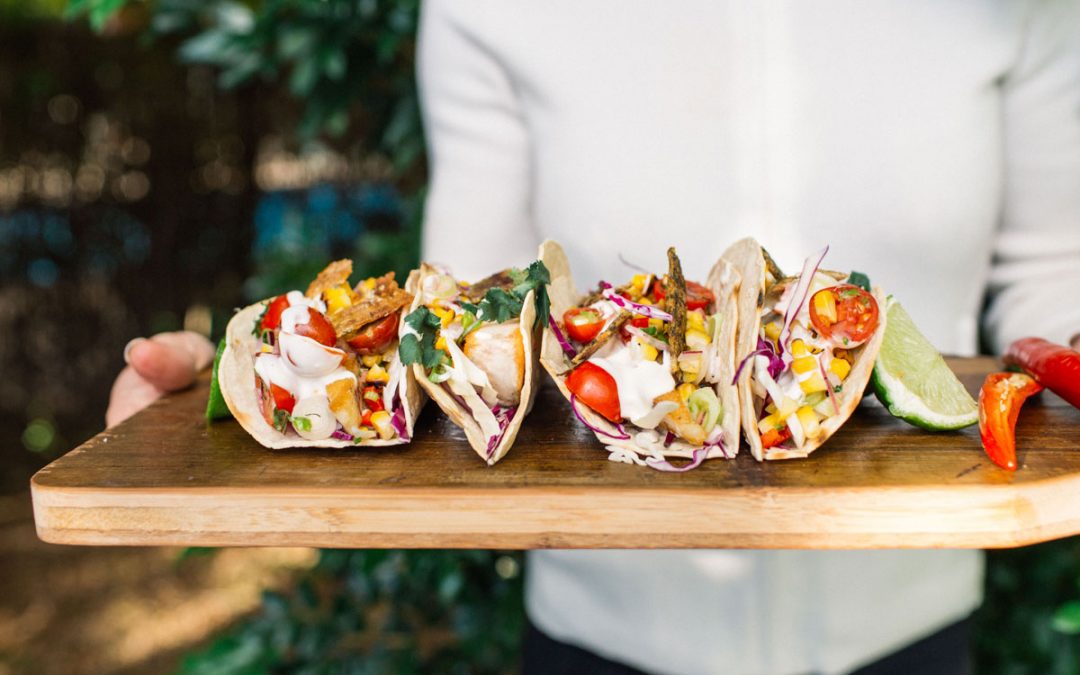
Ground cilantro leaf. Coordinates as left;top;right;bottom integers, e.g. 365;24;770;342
400;307;450;371
848;271;871;292
476;288;523;324
405;306;441;332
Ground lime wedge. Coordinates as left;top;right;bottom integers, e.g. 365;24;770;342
871;298;977;430
205;337;232;421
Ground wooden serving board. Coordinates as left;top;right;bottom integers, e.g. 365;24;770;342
31;358;1080;550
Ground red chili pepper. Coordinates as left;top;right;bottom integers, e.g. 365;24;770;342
978;372;1044;471
1003;337;1080;410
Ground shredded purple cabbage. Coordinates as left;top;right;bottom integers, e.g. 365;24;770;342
732;337;784;385
485;404;517;458
599;281;673;321
663;431;676;448
570;394;631;440
389;405;410;441
331;428;354;441
547;315;577;358
645;446;709;473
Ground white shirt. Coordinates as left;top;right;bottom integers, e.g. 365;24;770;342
417;1;1080;673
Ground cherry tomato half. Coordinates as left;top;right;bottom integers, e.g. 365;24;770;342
347;311;400;354
293;308;338;347
260;294;290;332
808;284;879;347
651;279;715;311
563;307;606;344
566;361;622;423
270;383;296;414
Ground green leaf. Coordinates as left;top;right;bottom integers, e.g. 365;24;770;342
848;270;871;292
398;333;423;366
289;57;320;96
290;415;312;433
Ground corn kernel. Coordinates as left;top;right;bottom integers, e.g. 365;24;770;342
677;383;696;401
764;321;782;341
361;353;382;368
799;372;828;394
791;339;808;357
366;364;390;383
648;317;664;330
830;357;851;381
630;274;649;294
791;355;817;375
370;411;394;439
324;286;353;314
685;329;711;348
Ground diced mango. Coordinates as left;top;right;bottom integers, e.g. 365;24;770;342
777;396;800;419
791;355;818;375
814;290;837;324
633;338;659;362
630;274;650;295
687;310;706;332
830;357;851;381
431;306;454;327
799;372;828;394
686;329;711;348
677;383;696;401
758;412;782;435
764;321;782;341
434;336;447;353
370;411;394;440
796;406;822;439
361;353;383;368
366;364;390;383
325;286;353;314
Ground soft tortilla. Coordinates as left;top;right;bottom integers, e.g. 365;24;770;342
219;270;426;449
720;237;887;461
539;239;742;461
407;264;540;465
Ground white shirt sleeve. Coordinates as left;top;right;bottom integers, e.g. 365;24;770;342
416;0;538;281
984;0;1080;353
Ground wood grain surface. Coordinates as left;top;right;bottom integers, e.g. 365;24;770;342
31;357;1080;549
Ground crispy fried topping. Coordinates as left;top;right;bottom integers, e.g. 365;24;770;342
306;259;353;299
665;247;687;372
464;270;515;301
332;275;414;339
570;310;631;367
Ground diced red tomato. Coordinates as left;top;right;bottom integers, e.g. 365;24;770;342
361;409;373;426
761;426;791;449
270;383;296;414
563;307;605;343
260;295;290;332
293;308;338;347
347;311;400;354
566;361;621;423
651;279;715;311
363;386;384;412
808;284;879;347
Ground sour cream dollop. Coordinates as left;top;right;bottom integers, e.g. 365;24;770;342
587;345;675;421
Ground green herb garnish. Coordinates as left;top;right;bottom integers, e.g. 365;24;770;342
291;415;312;433
848;271;871;292
400;307;450;370
272;408;289;433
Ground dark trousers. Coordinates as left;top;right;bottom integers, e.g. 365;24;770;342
522;617;972;675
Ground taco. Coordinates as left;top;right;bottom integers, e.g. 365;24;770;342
721;238;886;460
399;259;550;464
540;240;741;470
219;260;424;448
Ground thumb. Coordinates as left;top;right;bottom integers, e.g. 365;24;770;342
124;331;215;392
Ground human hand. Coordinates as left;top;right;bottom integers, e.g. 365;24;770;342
105;331;216;428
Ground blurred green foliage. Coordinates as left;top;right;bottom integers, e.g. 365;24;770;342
177;550;524;675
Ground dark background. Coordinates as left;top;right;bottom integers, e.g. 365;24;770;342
1;1;1079;673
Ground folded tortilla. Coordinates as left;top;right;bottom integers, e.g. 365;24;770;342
721;237;887;460
406;264;540;465
219;270;425;449
539;239;741;463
